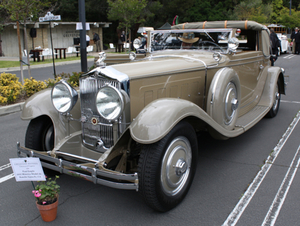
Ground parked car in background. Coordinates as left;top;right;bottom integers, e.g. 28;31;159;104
18;21;287;212
277;33;289;54
267;24;289;54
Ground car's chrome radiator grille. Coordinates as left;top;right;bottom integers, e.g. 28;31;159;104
80;76;120;152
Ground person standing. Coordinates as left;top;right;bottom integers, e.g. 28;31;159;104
86;34;90;47
93;32;101;52
119;31;125;52
291;27;299;54
270;29;280;66
294;29;300;54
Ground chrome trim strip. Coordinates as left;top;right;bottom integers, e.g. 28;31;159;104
87;66;130;97
17;143;138;191
146;54;209;68
207;59;264;70
54;151;99;163
84;121;113;127
229;56;264;62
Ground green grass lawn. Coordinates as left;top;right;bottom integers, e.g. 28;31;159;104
0;56;94;69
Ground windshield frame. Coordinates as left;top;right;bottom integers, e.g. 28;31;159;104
148;28;234;53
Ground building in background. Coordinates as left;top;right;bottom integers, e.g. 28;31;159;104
0;21;111;57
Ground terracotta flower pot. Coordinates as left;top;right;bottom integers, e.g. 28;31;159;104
36;198;59;222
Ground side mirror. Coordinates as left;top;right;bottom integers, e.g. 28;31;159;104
227;37;239;54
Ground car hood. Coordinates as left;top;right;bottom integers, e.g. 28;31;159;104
109;51;228;80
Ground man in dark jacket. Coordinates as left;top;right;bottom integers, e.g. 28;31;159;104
291;27;299;54
93;32;101;52
270;29;280;66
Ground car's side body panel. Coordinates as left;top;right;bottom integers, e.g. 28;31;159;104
129;66;283;143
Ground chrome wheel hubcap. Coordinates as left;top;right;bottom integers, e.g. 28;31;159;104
161;137;192;196
224;82;238;125
272;85;280;111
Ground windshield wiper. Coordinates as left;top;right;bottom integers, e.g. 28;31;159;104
205;32;215;42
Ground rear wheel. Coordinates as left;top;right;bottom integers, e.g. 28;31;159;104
266;79;281;118
138;121;198;212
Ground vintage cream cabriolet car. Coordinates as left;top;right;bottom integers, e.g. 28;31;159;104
18;21;286;212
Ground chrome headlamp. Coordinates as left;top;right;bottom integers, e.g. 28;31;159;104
51;80;78;113
96;86;124;121
228;37;239;53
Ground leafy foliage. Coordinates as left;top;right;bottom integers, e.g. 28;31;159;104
271;0;284;23
0;72;22;104
23;77;47;97
278;7;300;28
0;71;81;105
107;0;147;29
230;0;272;23
33;176;60;205
0;0;54;23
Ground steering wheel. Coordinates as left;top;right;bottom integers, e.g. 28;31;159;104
199;41;225;52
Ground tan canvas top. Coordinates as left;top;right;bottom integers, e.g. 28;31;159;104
171;21;267;31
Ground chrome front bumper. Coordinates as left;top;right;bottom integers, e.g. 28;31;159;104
17;143;138;191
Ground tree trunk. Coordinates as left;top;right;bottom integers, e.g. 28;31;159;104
129;28;131;52
23;23;31;77
16;14;24;84
0;33;3;57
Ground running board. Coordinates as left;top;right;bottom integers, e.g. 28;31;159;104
236;105;269;131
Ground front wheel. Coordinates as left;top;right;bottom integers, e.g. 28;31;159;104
25;116;57;176
138;121;198;212
25;116;54;151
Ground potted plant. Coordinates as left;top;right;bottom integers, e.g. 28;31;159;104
32;175;60;222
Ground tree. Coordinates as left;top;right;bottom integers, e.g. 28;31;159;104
0;7;9;56
278;7;300;28
229;0;272;23
186;0;229;22
0;0;54;83
107;0;147;51
271;0;284;23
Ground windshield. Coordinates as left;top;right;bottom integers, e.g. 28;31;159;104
150;29;233;53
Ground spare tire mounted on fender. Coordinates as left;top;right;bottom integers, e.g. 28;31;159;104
207;67;241;130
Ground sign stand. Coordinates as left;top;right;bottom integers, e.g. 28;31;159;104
39;12;61;77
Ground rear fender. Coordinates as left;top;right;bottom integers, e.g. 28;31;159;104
259;67;285;108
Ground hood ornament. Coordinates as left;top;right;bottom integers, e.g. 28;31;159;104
96;52;107;67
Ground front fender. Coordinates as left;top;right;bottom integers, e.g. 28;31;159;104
21;88;56;120
129;98;244;144
21;88;81;147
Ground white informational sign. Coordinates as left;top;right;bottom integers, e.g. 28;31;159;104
76;22;90;30
9;158;46;182
39;12;61;22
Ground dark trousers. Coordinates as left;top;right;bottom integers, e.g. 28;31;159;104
95;40;101;52
296;42;300;54
117;44;124;52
